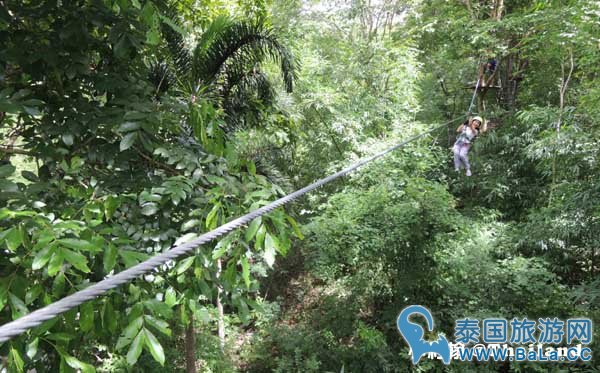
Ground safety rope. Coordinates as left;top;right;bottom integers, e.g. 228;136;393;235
0;116;464;343
467;77;481;115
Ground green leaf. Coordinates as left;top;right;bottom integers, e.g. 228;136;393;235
164;287;177;307
286;215;304;239
64;355;95;373
104;195;119;219
5;227;22;251
0;179;18;193
117;316;143;350
0;164;16;178
181;219;201;231
241;257;251;288
61;248;91;273
175;256;194;275
119;250;150;267
58;238;100;252
47;251;64;276
205;203;220;230
9;292;28;319
143;328;165;365
126;330;145;365
21;170;38;182
26;338;39;359
32;246;54;270
61;133;74;146
255;225;266;250
264;233;277;267
9;347;24;373
248;160;256;175
174;233;198;246
102;300;118;334
146;28;161;45
120;132;137;152
79;301;94;332
141;203;159;216
103;244;118;273
118;121;141;132
143;299;173;318
245;217;262;242
144;315;171;336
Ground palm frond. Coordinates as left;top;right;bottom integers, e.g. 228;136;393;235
223;68;276;130
148;60;173;97
192;17;298;93
159;12;192;82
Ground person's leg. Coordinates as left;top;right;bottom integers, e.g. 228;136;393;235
453;144;462;171
460;144;471;175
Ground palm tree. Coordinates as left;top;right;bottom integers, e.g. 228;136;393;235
150;14;298;133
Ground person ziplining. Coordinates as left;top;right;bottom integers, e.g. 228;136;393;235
453;116;482;176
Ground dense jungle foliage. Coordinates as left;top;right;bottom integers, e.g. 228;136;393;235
0;0;598;372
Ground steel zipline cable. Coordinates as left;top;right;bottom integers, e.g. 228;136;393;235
0;116;464;343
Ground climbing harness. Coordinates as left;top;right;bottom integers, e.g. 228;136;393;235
0;116;464;343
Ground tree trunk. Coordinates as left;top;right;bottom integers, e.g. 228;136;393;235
184;315;197;373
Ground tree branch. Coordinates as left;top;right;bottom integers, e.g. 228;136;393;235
0;145;33;156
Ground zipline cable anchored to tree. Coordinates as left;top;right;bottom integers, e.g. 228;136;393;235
0;116;465;343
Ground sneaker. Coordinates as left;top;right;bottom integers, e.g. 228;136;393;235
455;168;460;172
466;169;472;177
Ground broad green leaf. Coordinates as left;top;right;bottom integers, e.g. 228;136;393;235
205;203;220;230
102;300;118;333
5;227;22;251
164;287;177;307
140;203;158;216
0;281;8;311
79;301;94;332
124;111;147;120
255;225;266;250
118;121;141;132
174;233;198;246
117;316;143;350
126;330;145;366
245;217;262;242
9;347;24;372
47;251;64;276
264;233;277;267
146;29;160;45
32;246;54;270
9;292;28;319
181;219;201;231
120;132;137;152
119;250;150;267
26;338;39;359
248;160;256;175
61;133;74;146
286;215;304;239
0;164;15;178
61;248;91;273
21;170;38;182
103;244;118;273
64;355;95;373
144;315;171;336
241;257;251;288
143;299;173;318
104;195;119;219
175;256;194;275
58;238;100;252
143;328;165;365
